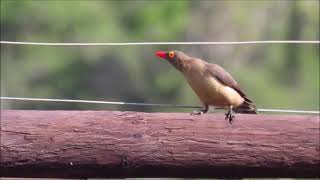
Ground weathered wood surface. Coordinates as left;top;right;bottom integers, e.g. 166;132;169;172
0;110;319;178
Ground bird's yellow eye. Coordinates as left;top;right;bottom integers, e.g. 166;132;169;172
168;51;175;58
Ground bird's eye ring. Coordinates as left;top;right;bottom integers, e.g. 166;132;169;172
168;51;175;58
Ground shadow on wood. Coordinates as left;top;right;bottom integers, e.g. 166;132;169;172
0;110;319;178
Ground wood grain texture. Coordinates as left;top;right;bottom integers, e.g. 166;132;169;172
0;110;319;178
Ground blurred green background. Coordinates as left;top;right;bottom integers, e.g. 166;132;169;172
1;0;319;112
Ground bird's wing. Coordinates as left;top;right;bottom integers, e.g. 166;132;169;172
205;63;253;103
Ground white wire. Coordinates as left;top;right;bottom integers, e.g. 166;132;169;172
1;40;319;114
1;97;319;114
256;108;319;114
1;40;319;46
0;97;201;109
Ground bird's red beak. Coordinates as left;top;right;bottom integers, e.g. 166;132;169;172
155;51;167;59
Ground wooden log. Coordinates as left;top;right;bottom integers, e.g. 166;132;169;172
0;110;319;178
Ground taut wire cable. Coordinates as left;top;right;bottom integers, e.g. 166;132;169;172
0;40;319;46
1;40;319;114
1;97;319;114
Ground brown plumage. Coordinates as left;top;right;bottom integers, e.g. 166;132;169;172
155;50;257;123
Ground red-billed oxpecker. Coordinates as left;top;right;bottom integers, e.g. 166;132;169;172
155;50;257;123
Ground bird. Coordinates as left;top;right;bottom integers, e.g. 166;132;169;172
155;50;257;123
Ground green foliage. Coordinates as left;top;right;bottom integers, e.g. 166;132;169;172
1;0;319;112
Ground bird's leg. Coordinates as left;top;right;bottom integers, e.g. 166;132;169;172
191;104;209;115
225;105;235;124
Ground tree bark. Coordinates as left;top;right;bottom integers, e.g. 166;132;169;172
0;110;319;178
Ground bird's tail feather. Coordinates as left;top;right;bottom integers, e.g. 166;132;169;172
233;100;257;114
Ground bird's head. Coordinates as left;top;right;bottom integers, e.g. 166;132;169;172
155;50;189;70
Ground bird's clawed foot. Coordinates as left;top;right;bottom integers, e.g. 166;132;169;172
225;106;235;124
191;105;208;115
191;109;204;115
225;112;235;124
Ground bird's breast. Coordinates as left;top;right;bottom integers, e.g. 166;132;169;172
183;69;244;107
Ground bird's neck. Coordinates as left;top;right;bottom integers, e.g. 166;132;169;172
180;60;199;74
172;57;192;72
